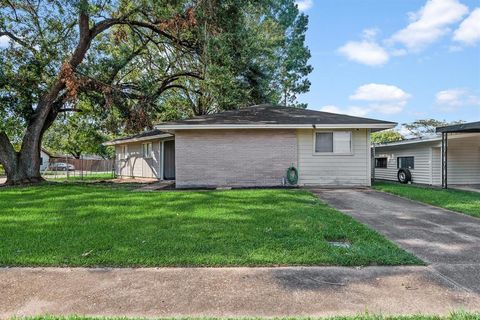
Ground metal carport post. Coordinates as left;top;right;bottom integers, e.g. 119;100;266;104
441;132;448;189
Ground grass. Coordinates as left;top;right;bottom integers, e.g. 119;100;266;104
44;172;115;182
373;182;480;218
0;183;421;267
15;312;480;320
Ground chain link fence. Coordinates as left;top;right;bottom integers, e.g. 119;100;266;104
42;158;115;181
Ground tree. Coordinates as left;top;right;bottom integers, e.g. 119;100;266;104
402;119;465;137
0;0;203;185
371;130;405;144
275;4;312;107
43;112;113;159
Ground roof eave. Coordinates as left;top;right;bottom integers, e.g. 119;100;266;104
155;123;397;130
103;133;173;146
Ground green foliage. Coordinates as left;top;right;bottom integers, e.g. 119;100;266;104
371;130;405;144
402;119;465;137
43;108;113;159
0;185;420;267
374;182;480;218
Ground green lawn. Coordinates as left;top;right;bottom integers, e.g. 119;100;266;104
0;183;420;267
45;172;115;182
373;182;480;218
18;312;480;320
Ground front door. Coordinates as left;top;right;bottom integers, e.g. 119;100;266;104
163;140;175;180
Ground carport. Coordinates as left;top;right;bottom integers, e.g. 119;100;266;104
436;121;480;189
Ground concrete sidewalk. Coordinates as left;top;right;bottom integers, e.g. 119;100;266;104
1;266;480;318
312;188;480;294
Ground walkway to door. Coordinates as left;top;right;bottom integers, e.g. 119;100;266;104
312;188;480;293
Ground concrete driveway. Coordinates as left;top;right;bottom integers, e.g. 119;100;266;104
312;188;480;293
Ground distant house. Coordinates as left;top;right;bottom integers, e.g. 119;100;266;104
40;149;51;171
105;104;396;188
373;121;480;187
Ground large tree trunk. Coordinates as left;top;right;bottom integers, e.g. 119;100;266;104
4;152;44;185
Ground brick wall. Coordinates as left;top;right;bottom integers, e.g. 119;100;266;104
175;129;297;188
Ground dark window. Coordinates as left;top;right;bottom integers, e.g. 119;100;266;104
375;157;387;168
40;157;43;165
315;132;333;152
397;156;414;169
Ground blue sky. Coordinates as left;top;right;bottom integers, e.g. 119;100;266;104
296;0;480;126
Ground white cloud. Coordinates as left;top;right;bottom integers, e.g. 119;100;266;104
453;8;480;46
350;83;411;102
338;29;389;66
435;88;480;111
350;83;411;115
319;105;369;117
295;0;313;12
0;35;10;48
389;0;468;52
319;83;411;117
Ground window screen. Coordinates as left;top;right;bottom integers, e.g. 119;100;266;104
397;156;414;169
315;132;333;152
375;157;387;168
333;131;351;153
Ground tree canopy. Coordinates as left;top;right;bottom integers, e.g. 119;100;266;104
371;130;404;144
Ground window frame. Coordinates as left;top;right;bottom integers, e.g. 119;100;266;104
397;156;414;169
375;157;388;168
142;142;153;159
312;130;353;156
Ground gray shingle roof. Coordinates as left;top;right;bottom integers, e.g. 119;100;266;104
156;104;396;126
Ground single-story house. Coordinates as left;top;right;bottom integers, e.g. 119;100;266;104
373;121;480;187
40;148;51;171
105;104;396;188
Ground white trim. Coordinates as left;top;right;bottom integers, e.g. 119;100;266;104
155;123;396;130
160;140;164;180
104;133;173;146
312;130;353;156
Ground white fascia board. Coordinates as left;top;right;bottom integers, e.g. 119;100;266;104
154;123;397;130
103;133;173;146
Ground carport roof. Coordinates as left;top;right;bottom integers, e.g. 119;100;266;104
155;104;396;130
436;121;480;133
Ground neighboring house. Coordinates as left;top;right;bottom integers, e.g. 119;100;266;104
374;121;480;187
40;148;51;171
105;104;396;188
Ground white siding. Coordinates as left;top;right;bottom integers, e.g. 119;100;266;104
375;133;480;185
374;141;440;185
297;128;371;186
432;147;441;185
40;151;50;171
447;135;480;184
116;139;162;178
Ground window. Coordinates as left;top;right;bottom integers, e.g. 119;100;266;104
120;145;128;160
142;142;152;158
397;156;414;169
314;131;352;154
375;157;387;168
